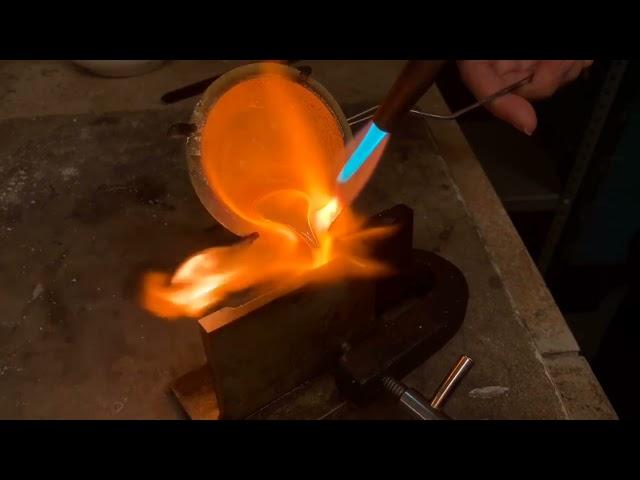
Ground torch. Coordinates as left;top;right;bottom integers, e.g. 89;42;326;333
334;60;447;208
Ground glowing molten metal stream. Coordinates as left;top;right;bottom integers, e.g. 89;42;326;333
142;65;393;318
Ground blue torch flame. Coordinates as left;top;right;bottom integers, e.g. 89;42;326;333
337;122;389;183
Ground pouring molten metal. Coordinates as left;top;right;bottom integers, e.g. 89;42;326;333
142;64;393;318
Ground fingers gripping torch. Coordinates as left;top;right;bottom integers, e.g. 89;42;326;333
334;60;447;209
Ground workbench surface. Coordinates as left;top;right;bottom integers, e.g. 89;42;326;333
0;60;616;419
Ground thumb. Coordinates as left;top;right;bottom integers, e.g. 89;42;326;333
458;60;538;135
485;93;537;135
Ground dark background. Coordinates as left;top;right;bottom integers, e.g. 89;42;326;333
437;60;640;419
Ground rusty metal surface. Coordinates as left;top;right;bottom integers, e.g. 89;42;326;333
336;250;468;406
248;374;344;420
177;247;468;420
170;365;219;420
186;204;421;419
199;274;375;419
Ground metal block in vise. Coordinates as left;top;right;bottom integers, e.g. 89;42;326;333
199;273;375;419
335;250;469;408
179;204;416;419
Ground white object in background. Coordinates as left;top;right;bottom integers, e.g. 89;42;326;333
72;60;166;78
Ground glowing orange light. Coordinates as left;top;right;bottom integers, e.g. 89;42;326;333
141;65;392;319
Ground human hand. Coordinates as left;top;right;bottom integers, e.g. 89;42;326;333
457;60;593;135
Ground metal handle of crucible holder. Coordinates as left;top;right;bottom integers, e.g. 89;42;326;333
382;355;474;420
346;74;534;127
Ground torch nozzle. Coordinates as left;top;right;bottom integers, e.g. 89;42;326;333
337;122;389;184
333;61;446;213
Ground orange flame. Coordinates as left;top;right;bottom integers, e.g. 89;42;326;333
141;65;393;319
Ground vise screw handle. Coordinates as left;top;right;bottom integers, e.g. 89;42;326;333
382;355;474;420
